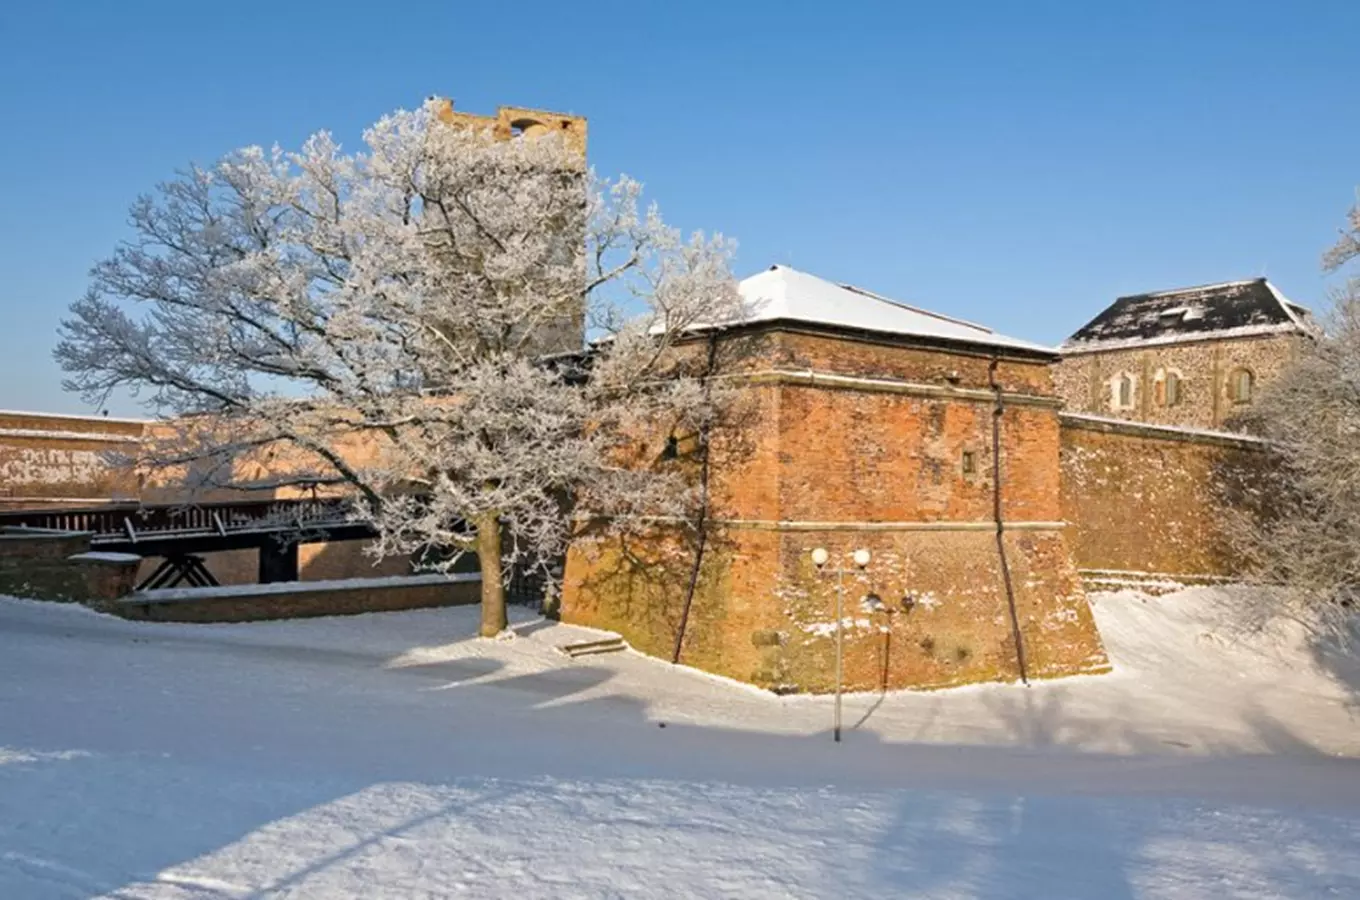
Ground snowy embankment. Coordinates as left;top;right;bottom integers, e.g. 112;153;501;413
1;588;1358;898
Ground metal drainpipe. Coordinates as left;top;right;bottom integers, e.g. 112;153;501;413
989;356;1029;685
672;333;720;664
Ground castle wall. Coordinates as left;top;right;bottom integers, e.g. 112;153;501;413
1059;414;1270;581
561;330;1110;692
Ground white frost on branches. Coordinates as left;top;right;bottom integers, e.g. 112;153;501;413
1231;196;1360;641
56;100;745;635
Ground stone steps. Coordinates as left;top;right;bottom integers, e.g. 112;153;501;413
558;635;628;659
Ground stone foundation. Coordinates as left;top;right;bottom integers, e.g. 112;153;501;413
565;523;1107;692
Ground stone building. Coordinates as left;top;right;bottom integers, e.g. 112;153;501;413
561;265;1110;692
0;410;146;509
1054;279;1314;431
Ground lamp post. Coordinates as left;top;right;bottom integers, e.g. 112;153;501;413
811;546;871;743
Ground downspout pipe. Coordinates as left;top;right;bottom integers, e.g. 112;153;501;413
672;333;720;664
989;356;1030;685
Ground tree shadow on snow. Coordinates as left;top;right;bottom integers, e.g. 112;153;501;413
1309;625;1360;718
2;600;1359;898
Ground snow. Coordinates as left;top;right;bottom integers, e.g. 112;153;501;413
727;265;1057;355
68;551;143;564
0;408;151;425
1264;279;1319;333
2;586;1359;898
0;526;91;538
0;427;141;442
1060;321;1304;354
1061;411;1270;444
1141;278;1264;297
134;572;480;603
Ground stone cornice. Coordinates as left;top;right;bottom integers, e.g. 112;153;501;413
1059;412;1269;450
726;369;1063;409
677;320;1059;362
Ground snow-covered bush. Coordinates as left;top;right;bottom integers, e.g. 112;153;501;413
1230;198;1360;640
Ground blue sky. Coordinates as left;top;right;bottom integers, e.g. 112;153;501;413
2;0;1357;415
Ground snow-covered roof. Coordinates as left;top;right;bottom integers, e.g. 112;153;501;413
0;408;151;425
1061;279;1315;354
728;265;1056;356
0;427;141;443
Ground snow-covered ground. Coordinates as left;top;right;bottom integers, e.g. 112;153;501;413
2;588;1358;898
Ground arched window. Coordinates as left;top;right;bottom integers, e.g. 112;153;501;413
1107;372;1139;411
510;118;548;138
1163;371;1182;407
1117;373;1135;409
1229;368;1254;404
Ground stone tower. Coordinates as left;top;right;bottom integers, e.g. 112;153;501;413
429;98;589;356
430;98;587;155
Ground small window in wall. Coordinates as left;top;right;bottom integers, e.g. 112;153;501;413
1165;372;1181;407
510;118;548;138
961;450;976;475
661;435;679;460
1117;373;1135;409
1229;368;1254;404
1106;371;1138;412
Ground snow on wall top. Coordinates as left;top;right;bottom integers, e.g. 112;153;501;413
0;409;151;426
134;572;481;603
1061;279;1313;352
0;427;141;443
725;265;1057;356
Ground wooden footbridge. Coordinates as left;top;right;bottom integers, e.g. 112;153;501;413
0;498;375;589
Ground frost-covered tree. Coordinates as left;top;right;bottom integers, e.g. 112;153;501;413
56;100;743;636
1230;196;1360;639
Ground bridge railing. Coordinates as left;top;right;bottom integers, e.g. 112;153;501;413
0;497;356;538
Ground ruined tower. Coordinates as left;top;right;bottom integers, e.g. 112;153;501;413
429;98;589;356
431;98;587;155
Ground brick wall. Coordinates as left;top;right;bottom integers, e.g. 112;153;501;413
159;539;415;588
566;523;1106;692
562;328;1110;692
1054;333;1305;431
0;528;139;602
0;411;145;507
1059;414;1269;579
112;573;481;623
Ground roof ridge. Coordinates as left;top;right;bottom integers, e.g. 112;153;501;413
1260;280;1314;332
1060;322;1303;353
739;264;1052;355
1122;278;1265;300
836;283;994;333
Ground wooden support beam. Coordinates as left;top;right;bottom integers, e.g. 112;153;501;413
258;541;299;584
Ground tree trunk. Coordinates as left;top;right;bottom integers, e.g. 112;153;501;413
475;512;507;637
